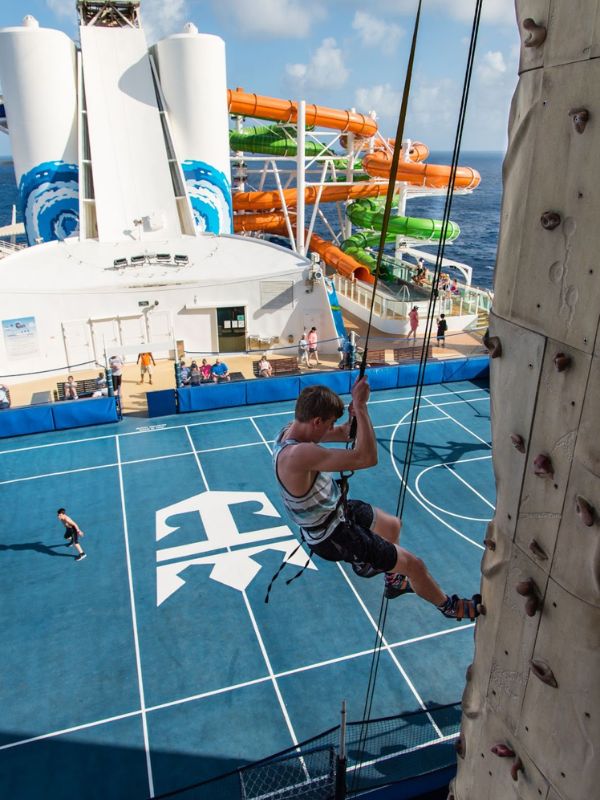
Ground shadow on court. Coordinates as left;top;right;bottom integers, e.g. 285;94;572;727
0;729;247;800
0;542;74;558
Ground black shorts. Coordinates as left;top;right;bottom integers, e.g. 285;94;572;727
112;374;122;390
309;500;397;572
66;525;79;544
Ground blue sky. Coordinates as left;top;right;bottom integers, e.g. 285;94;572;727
0;0;520;156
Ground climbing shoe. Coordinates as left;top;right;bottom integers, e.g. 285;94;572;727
438;593;483;621
384;573;414;600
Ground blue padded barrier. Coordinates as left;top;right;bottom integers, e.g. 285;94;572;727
147;389;178;418
246;376;300;405
51;397;119;430
351;365;400;391
177;382;247;413
442;355;490;382
423;361;445;385
397;363;420;388
299;370;352;395
0;405;55;438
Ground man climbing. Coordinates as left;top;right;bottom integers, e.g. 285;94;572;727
273;379;482;620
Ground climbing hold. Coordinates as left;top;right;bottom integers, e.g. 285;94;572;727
522;18;547;47
516;577;536;596
533;453;554;478
553;352;572;372
540;211;561;230
511;757;524;781
491;743;516;758
516;578;541;616
569;107;590;134
483;329;502;358
529;539;548;561
525;595;540;617
483;537;496;551
455;732;466;759
575;495;595;527
510;433;526;453
530;659;558;688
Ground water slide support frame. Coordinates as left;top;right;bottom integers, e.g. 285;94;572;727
271;158;296;251
296;100;306;255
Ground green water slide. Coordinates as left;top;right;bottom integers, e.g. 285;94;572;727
343;197;460;274
229;124;362;171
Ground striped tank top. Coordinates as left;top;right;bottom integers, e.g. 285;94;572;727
273;426;343;544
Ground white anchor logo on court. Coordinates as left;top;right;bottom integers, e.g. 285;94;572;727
155;491;316;605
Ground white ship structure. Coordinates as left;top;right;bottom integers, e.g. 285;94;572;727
0;1;339;381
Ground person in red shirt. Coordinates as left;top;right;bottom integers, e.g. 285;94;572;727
407;307;419;341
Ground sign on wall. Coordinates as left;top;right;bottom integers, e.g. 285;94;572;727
2;316;39;358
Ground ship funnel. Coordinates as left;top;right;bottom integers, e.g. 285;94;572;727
0;21;79;245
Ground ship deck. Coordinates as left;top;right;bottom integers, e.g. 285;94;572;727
0;376;492;798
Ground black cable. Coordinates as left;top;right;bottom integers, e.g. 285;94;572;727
351;1;484;793
395;0;483;520
349;1;424;792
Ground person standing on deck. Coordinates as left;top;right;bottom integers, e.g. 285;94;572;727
307;327;320;367
57;509;87;561
407;306;419;340
436;314;448;347
109;354;124;395
137;351;156;384
298;333;310;368
272;380;482;620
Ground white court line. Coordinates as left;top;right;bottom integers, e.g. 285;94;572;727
0;709;142;752
0;417;456;487
0;623;471;751
442;463;495;511
0;461;117;486
183;425;304;763
335;566;444;740
422;394;491;449
413;459;495;521
0;387;487;456
115;436;154;798
389;411;485;551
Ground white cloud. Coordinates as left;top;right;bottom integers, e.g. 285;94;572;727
286;38;349;91
355;83;402;120
216;0;324;39
140;0;188;43
408;77;460;132
477;50;507;84
352;11;404;54
428;0;516;27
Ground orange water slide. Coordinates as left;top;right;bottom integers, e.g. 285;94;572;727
232;213;374;284
227;88;378;137
232;181;388;212
362;151;480;189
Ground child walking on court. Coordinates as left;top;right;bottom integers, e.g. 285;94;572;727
272;379;482;620
57;509;87;561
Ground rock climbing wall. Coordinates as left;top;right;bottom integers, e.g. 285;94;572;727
452;2;600;799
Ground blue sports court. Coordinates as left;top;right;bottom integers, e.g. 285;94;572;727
0;377;492;799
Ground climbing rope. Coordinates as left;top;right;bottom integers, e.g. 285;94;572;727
350;1;483;793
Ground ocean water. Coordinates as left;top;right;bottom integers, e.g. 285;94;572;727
0;151;503;290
